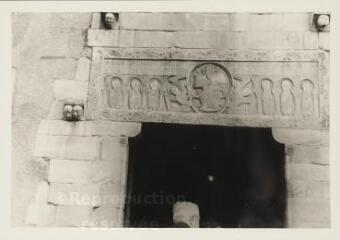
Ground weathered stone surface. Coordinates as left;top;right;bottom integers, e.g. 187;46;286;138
287;197;330;228
319;32;330;51
101;137;127;161
55;205;93;227
12;12;91;227
174;31;318;50
91;12;101;29
25;203;56;226
87;29;318;50
75;57;91;81
286;145;329;165
24;181;57;226
54;80;88;101
88;207;121;228
272;128;329;146
37;120;141;137
119;13;311;32
41;29;69;57
68;29;85;58
39;58;77;80
287;179;329;199
47;100;64;120
286;163;329;181
94;121;141;137
98;181;123;207
48;183;101;206
38;120;93;136
48;159;121;184
34;135;101;160
87;47;327;129
49;13;92;30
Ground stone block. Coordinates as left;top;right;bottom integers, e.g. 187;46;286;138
47;100;64;120
287;145;329;165
319;32;330;51
48;183;101;206
34;135;101;160
87;29;174;48
55;205;93;227
174;31;215;49
91;13;101;29
89;207;121;228
272;128;329;146
25;203;56;226
100;137;127;161
49;13;92;30
39;58;77;80
33;181;49;203
287;179;329;199
287;197;330;227
38;120;93;136
176;31;318;50
93;121;141;137
24;181;57;226
287;163;329;181
37;120;141;137
68;29;85;58
119;13;311;32
131;31;174;48
88;29;318;49
90;29;317;50
48;159;121;184
75;57;91;81
54;80;88;102
99;181;124;207
231;13;311;32
42;29;69;57
87;29;119;47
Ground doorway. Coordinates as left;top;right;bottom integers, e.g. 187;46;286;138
125;123;286;228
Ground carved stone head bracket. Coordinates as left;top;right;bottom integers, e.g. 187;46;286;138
312;14;330;32
102;12;119;29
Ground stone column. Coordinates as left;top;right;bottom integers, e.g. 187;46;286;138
272;128;330;228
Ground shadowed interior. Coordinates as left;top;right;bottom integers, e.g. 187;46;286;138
125;123;286;228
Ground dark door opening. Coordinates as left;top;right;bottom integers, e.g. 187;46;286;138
125;123;286;228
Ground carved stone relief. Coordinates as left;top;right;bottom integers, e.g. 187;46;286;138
189;63;232;113
280;78;296;116
86;48;326;129
105;76;125;109
128;77;143;109
103;67;317;121
261;78;276;116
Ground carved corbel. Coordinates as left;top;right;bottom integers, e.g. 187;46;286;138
63;102;84;121
102;12;119;30
312;14;330;32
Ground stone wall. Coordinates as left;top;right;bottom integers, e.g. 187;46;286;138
12;12;330;228
12;13;92;226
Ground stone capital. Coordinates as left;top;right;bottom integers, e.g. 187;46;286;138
272;128;329;146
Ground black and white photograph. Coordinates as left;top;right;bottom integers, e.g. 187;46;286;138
2;0;340;239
